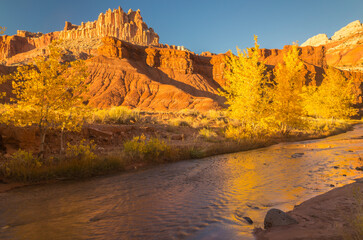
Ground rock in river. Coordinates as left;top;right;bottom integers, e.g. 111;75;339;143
264;208;298;229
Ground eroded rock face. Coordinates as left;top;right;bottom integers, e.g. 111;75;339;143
301;34;330;47
59;7;159;46
0;6;158;63
331;20;363;41
301;20;363;71
0;32;59;62
86;36;224;110
260;45;327;68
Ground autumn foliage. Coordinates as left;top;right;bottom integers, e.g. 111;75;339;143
221;37;360;135
221;36;272;130
0;42;89;155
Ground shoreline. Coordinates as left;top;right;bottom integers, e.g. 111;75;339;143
0;122;359;193
254;178;363;240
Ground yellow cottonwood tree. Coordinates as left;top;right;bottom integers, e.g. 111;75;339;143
2;43;89;156
220;36;272;129
0;26;5;35
303;67;358;119
271;44;305;133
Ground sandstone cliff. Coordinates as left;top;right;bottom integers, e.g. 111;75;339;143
0;6;158;63
87;37;224;110
59;7;159;46
301;20;363;71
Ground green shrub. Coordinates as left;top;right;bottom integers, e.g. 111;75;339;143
123;134;171;163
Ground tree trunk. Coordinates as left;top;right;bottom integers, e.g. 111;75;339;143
39;130;46;159
60;128;65;154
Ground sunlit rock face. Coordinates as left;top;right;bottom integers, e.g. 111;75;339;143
331;20;363;41
301;20;363;71
88;36;224;110
0;6;159;62
59;7;159;46
301;34;330;47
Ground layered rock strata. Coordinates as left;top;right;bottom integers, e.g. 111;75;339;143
301;20;363;71
0;6;159;62
59;7;159;46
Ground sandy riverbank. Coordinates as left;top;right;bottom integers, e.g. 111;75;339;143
254;178;363;240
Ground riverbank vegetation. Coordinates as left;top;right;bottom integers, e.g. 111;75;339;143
0;38;362;183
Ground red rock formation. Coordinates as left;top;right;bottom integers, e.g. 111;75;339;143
301;20;363;71
259;45;327;68
86;37;224;110
0;9;362;111
0;32;59;61
0;6;158;63
59;7;159;46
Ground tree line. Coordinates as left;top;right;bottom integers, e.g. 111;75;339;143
220;36;359;134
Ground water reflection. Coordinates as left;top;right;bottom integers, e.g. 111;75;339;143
0;125;363;240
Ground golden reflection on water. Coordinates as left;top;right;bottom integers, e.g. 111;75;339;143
0;126;363;240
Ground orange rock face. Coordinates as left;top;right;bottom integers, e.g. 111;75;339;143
59;7;159;46
0;6;158;63
0;32;59;61
301;20;363;71
260;45;327;68
86;37;224;110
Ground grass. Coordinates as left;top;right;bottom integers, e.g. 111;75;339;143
91;106;140;124
0;109;360;183
0;142;127;182
123;135;172;163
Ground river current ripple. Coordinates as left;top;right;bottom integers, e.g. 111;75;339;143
1;125;363;240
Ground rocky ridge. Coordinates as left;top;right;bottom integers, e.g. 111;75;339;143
302;20;363;47
301;20;363;71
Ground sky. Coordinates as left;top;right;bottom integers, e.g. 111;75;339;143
0;0;362;54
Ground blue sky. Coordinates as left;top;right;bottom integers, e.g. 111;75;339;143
0;0;362;54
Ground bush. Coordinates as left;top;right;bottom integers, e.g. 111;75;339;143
123;134;171;163
169;118;191;127
66;139;96;160
1;150;43;181
199;128;218;141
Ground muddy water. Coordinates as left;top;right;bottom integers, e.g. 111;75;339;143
1;126;363;240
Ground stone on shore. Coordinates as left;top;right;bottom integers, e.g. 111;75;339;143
264;208;298;229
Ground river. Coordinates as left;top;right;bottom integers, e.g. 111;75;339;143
1;125;363;240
